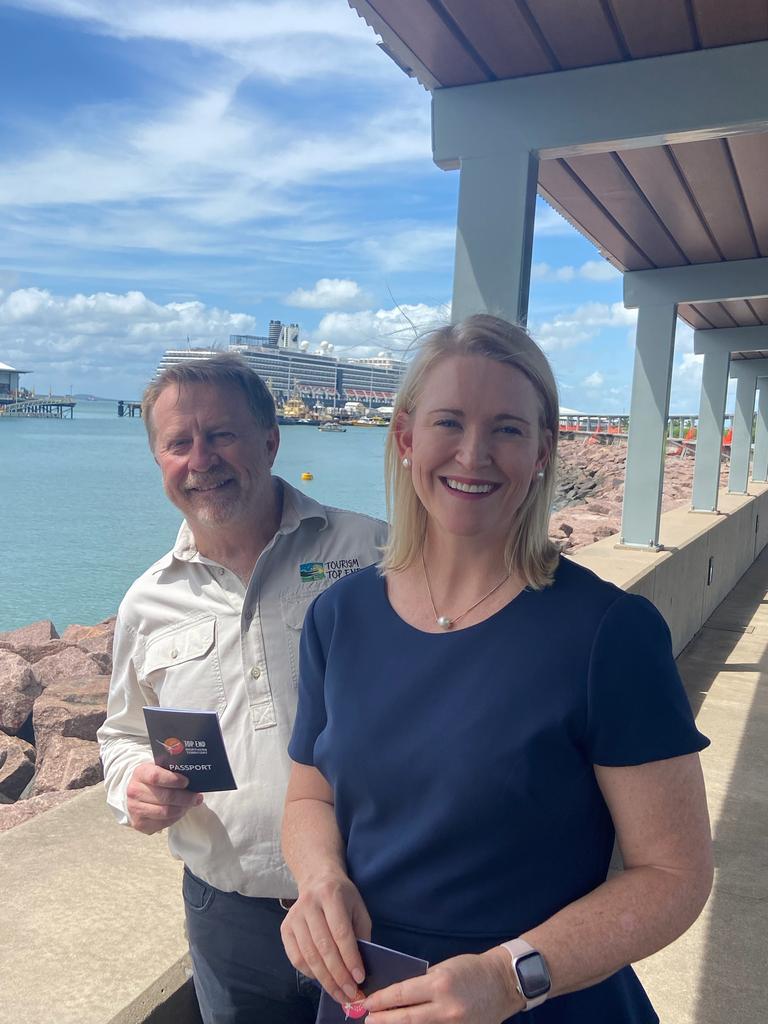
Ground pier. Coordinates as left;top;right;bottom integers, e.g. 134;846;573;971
0;397;76;419
117;400;142;417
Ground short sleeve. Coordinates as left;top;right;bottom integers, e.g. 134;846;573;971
288;596;329;766
586;593;709;766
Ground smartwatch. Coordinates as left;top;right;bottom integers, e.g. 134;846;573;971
501;938;552;1011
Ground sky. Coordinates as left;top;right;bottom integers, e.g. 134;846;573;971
0;0;714;410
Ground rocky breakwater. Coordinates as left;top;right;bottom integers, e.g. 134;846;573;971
548;437;696;551
0;616;115;831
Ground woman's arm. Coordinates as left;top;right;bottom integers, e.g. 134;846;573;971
281;760;372;1005
364;751;713;1023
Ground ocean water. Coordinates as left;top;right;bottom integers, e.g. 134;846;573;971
0;401;387;632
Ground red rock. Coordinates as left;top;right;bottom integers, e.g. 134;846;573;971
33;646;111;690
0;620;59;645
593;524;619;540
0;735;36;801
559;523;574;537
0;789;80;832
28;736;103;796
0;639;74;664
0;652;43;735
33;676;109;749
61;618;116;658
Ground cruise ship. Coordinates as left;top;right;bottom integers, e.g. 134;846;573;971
156;322;406;410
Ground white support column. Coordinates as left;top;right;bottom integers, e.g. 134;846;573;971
729;374;757;493
692;345;730;511
752;381;768;483
621;302;678;548
451;150;538;325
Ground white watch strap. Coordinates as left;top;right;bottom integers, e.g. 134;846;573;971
501;938;550;1011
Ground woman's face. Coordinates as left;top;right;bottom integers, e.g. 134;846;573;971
397;354;551;545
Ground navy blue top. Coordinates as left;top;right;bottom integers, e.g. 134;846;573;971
289;557;709;1023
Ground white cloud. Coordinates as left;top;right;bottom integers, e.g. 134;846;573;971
5;2;389;83
580;259;620;282
533;205;574;236
360;225;455;273
314;302;448;353
286;278;365;309
583;371;604;388
532;260;619;284
0;286;258;372
533;301;637;352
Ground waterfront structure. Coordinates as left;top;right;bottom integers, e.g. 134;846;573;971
155;338;406;408
0;361;30;403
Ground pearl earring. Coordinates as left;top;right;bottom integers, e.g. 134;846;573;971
536;469;545;479
402;457;411;469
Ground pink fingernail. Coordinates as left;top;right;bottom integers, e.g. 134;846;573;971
353;968;365;983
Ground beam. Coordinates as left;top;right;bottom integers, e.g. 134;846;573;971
621;303;677;547
694;325;768;355
451;151;538;324
625;258;768;309
730;358;768;379
753;382;768;484
433;41;768;167
692;347;730;512
728;374;757;493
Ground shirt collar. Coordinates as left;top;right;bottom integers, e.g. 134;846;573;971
151;476;328;574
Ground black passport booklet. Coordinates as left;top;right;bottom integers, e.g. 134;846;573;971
316;939;429;1022
142;706;237;793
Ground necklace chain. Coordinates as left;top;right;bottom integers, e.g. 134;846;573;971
421;550;510;630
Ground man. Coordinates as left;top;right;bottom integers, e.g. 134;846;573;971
98;354;386;1024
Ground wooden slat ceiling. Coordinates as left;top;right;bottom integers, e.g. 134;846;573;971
351;0;768;331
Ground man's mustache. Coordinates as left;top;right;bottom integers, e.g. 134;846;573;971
183;472;233;492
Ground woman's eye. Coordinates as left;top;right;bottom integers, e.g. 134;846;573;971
497;425;522;435
434;419;461;429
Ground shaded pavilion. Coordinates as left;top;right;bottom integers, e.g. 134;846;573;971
349;0;768;548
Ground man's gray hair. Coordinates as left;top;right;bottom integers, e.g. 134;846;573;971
142;353;277;448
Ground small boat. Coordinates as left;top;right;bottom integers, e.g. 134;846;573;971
318;421;347;432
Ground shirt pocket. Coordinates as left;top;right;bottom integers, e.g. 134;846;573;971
280;581;329;689
143;614;226;712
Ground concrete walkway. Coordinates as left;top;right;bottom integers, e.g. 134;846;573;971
635;546;768;1023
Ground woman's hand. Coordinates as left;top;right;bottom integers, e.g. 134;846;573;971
364;947;523;1023
280;868;372;1006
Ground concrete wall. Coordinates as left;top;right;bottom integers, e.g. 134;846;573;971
572;483;768;655
0;785;194;1024
4;484;768;1023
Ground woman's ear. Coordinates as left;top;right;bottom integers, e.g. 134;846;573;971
393;410;413;460
538;427;554;473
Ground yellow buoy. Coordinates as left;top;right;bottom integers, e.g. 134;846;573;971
301;471;313;481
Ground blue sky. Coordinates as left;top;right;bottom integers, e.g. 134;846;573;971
0;0;710;410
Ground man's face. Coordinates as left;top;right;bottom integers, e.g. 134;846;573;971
151;381;279;533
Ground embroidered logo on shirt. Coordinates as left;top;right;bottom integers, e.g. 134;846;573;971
299;562;326;581
299;557;362;582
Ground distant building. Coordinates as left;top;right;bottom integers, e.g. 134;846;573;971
0;362;30;403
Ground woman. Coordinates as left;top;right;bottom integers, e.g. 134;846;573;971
280;315;712;1023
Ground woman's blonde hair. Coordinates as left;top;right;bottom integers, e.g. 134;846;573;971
381;314;560;590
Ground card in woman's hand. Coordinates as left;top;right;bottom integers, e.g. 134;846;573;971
316;938;429;1022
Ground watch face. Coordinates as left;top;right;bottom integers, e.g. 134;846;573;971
516;952;551;1000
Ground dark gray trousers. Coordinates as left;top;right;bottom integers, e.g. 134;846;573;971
183;868;320;1024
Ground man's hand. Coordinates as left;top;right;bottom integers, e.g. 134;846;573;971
126;762;203;835
363;949;523;1024
280;869;372;1006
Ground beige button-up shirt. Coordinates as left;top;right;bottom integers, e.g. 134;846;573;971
98;478;386;897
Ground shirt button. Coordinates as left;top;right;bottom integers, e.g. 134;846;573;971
170;649;178;659
250;666;261;679
218;568;225;576
245;610;254;622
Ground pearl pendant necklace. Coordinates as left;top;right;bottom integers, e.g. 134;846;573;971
421;550;510;630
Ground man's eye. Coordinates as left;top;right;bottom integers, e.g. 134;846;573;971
168;439;190;451
212;432;236;444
